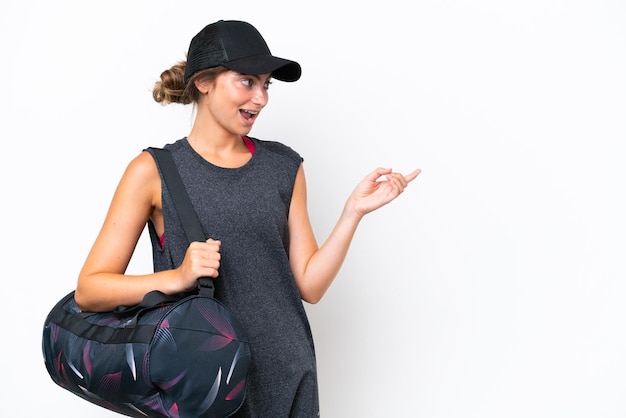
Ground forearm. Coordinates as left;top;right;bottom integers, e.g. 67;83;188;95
75;269;183;312
297;204;362;303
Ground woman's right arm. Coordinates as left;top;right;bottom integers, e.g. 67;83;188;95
74;151;221;312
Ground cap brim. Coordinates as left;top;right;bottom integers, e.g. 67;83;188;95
223;55;301;82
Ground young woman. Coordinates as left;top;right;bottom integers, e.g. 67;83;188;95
74;19;420;417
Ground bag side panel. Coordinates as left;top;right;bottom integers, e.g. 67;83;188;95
42;294;171;417
149;296;251;417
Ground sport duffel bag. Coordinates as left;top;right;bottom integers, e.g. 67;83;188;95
42;148;250;417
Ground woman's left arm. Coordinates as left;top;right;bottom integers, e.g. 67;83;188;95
288;165;421;304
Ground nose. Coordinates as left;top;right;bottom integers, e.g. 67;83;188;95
251;85;268;107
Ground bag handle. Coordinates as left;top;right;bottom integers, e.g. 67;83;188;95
149;147;216;298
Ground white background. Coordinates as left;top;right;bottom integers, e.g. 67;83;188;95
1;1;625;417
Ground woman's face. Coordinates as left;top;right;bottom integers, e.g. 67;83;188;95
203;70;272;137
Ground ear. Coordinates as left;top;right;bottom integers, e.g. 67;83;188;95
194;78;211;94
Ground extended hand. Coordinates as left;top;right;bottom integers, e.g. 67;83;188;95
348;167;421;217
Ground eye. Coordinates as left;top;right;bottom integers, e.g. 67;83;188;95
241;78;253;87
264;80;273;90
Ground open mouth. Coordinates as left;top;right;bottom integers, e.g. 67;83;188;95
240;109;258;121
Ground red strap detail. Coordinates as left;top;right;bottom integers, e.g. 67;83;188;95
243;136;256;154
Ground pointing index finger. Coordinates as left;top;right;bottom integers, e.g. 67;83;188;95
404;169;421;183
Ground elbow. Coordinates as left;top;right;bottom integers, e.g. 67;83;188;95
74;276;99;312
296;274;333;305
299;285;326;305
301;294;322;305
73;285;94;312
73;289;88;311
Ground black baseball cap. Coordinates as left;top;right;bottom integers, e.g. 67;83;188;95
183;20;302;83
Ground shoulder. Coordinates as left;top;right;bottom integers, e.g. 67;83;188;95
251;137;303;164
126;149;158;178
143;139;188;172
104;150;161;210
118;150;160;195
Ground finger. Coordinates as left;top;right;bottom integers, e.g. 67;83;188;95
189;242;221;261
404;168;421;183
395;172;411;187
205;238;221;251
366;167;392;182
386;172;408;189
197;250;220;270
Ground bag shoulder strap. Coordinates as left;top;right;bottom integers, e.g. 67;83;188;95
148;147;215;298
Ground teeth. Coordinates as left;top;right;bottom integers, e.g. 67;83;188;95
243;110;257;115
